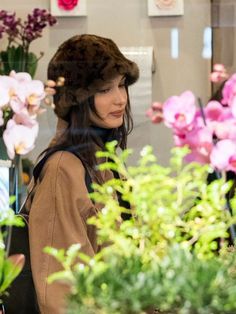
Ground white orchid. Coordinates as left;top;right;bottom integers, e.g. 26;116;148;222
3;119;38;159
0;71;46;159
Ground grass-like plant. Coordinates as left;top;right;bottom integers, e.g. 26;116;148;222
45;143;236;314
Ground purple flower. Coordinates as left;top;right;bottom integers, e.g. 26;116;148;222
0;8;57;46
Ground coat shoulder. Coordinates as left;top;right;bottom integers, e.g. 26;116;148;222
42;150;85;178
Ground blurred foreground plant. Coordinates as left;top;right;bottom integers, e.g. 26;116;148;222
45;143;236;314
0;196;24;303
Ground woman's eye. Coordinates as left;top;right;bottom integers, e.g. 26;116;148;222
119;83;126;88
99;88;110;94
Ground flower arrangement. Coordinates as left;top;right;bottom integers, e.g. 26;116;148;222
0;8;57;76
146;64;236;173
0;71;46;159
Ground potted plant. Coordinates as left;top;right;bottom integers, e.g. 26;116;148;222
45;141;236;314
0;8;57;77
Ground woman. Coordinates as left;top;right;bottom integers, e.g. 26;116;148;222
27;34;139;314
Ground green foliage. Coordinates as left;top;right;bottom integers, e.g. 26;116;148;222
0;253;24;296
46;144;236;313
0;196;25;301
0;46;38;76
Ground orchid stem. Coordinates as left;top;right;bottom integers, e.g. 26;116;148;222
197;97;207;126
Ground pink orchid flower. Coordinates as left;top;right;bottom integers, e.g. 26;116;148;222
203;101;236;140
230;97;236;119
13;113;39;129
163;91;196;131
9;98;25;114
9;71;45;107
10;99;44;119
9;81;45;118
208;120;236;141
3;119;38;159
0;76;18;107
221;73;236;106
175;125;213;163
9;71;32;83
204;101;225;121
185;149;211;165
24;80;45;106
146;102;163;124
210;139;236;172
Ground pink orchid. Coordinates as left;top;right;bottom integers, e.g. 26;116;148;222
208;120;236;141
15;79;45;106
230;97;236;119
9;98;25;114
0;71;47;159
163;91;196;131
0;75;18;107
210;139;236;172
3;118;38;159
185;149;211;165
150;64;236;173
13;113;39;129
175;126;213;163
221;73;236;106
146;102;163;124
9;71;32;83
213;64;227;72
24;80;45;106
8;71;45;107
204;101;225;121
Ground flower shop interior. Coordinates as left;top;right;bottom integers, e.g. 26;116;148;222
1;1;236;314
1;0;220;166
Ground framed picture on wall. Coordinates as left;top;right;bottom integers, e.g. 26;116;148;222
50;0;87;17
147;0;184;16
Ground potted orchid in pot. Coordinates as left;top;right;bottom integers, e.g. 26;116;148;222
0;8;57;77
0;8;57;212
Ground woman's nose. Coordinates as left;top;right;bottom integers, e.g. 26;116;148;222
113;88;127;106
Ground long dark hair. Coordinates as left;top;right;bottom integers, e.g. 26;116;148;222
37;86;133;172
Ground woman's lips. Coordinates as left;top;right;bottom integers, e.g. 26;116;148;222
110;110;124;117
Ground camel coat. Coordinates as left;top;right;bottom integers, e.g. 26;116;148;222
27;150;114;314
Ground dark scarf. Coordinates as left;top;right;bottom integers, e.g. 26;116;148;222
89;126;131;220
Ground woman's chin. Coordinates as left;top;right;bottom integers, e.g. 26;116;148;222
96;118;123;129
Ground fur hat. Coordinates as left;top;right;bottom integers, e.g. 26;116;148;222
48;34;139;119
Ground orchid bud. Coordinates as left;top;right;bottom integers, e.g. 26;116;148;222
56;76;65;87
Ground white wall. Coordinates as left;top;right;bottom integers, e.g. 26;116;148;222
0;0;211;165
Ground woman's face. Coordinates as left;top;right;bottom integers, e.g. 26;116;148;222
90;75;128;129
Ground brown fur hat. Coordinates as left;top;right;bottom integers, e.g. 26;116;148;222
48;34;139;119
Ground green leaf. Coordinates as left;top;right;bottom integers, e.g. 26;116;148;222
0;258;22;293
